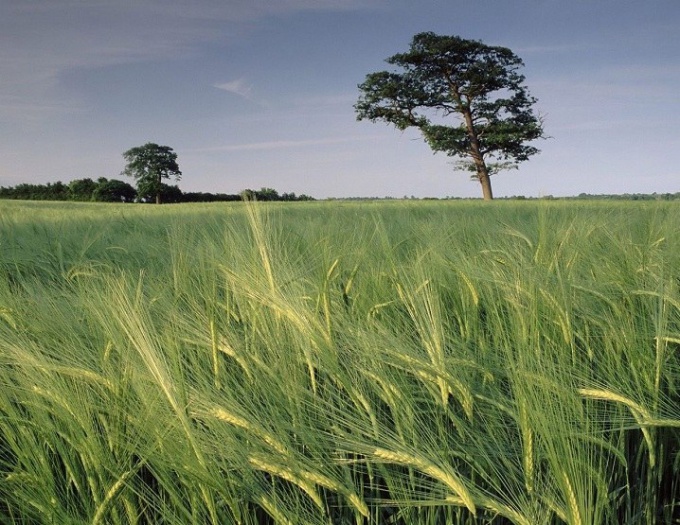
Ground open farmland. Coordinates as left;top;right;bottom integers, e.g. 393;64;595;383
0;199;679;524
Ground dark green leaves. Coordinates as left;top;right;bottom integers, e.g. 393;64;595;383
356;72;431;130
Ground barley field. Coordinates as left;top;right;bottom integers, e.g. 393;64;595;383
0;199;679;524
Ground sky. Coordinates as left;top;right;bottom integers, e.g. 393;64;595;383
1;0;679;199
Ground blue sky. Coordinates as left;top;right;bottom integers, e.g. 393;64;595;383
1;0;679;198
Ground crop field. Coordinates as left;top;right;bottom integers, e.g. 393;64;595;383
0;199;679;524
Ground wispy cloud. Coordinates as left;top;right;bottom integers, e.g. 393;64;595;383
187;135;377;153
213;78;255;100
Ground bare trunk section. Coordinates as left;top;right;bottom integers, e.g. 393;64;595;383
156;173;162;204
477;166;493;201
452;85;494;201
465;120;493;201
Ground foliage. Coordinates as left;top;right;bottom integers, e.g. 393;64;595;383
122;143;182;204
0;180;315;203
246;187;280;201
0;181;69;200
356;32;545;200
0;178;135;202
240;188;315;202
136;182;183;204
181;191;242;203
91;177;137;202
68;178;98;201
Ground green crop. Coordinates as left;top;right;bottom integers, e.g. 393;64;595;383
0;199;678;524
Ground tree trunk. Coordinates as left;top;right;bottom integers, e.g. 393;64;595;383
457;96;494;201
477;165;493;201
156;173;162;204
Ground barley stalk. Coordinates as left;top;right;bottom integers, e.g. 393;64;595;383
301;469;369;518
561;471;583;525
517;400;534;494
209;407;288;456
372;447;475;514
473;495;533;525
91;469;133;525
216;338;255;379
578;388;656;467
248;455;324;511
52;366;114;391
209;318;220;388
257;495;294;525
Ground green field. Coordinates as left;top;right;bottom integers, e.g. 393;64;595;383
1;199;679;524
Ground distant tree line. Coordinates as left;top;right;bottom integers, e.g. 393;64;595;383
500;193;680;201
0;178;314;203
3;178;677;203
568;192;680;201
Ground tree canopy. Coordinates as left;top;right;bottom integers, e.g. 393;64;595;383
122;143;182;204
356;32;545;200
92;178;137;202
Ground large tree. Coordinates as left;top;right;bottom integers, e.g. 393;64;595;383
356;32;545;200
122;143;182;204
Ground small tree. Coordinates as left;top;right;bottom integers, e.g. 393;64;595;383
356;32;545;200
122;143;182;204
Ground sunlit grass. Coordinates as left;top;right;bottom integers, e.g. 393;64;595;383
0;199;679;523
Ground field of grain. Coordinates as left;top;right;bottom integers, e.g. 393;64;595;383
1;199;679;524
